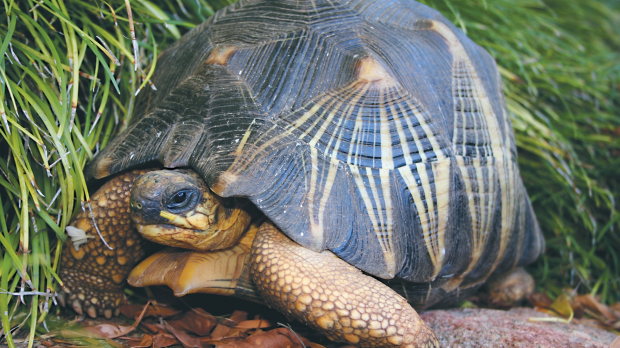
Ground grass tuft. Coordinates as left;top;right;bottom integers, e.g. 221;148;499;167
0;0;618;346
0;0;230;345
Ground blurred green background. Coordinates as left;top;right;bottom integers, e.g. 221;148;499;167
0;0;618;346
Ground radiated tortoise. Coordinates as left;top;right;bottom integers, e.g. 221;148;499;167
58;0;545;347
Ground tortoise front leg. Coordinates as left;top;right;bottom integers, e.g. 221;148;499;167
127;223;262;303
58;170;150;318
249;223;439;348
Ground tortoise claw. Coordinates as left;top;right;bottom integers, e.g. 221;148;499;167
57;271;125;318
72;299;83;315
87;306;97;319
57;292;65;307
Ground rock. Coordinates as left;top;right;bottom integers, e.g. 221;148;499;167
421;307;618;348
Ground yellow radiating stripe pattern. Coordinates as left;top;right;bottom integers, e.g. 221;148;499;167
93;0;543;292
218;19;529;282
274;64;449;277
348;165;396;275
431;20;519;278
397;160;451;279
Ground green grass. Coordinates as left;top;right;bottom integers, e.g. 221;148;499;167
0;0;618;346
0;0;231;345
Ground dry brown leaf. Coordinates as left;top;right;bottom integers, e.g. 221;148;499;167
242;328;311;347
611;335;620;348
168;308;218;336
214;341;253;348
153;333;183;347
121;303;182;319
61;301;150;339
216;328;311;348
570;299;585;319
141;321;168;334
210;324;232;339
222;318;238;327
228;310;248;324
127;334;154;348
226;310;248;327
73;324;131;339
222;328;246;339
122;333;180;348
234;319;272;329
610;303;620;320
200;337;240;345
528;293;553;308
574;294;619;321
164;320;206;348
123;337;142;347
201;329;248;344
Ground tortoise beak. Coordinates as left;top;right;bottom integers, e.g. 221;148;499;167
129;192;168;225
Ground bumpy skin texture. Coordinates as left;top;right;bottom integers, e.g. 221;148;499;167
250;223;439;348
58;170;149;318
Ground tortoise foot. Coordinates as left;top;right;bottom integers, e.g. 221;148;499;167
484;267;535;305
58;269;123;318
250;223;438;348
58;170;150;317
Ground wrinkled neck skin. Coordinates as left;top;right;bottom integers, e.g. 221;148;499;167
130;170;254;251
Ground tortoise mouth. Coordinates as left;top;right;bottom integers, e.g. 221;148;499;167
135;223;238;251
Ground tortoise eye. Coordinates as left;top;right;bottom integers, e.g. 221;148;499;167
166;190;196;212
172;191;188;204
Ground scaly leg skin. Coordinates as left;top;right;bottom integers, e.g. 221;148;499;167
249;223;439;348
58;170;151;318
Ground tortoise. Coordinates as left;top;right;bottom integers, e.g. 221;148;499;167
57;0;545;346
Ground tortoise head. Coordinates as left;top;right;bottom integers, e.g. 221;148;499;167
129;170;252;250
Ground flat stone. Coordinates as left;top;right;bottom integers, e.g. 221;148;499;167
421;307;617;348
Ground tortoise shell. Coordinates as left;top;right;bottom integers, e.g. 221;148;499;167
88;0;544;307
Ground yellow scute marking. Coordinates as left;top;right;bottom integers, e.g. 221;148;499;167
206;46;237;65
211;171;239;195
357;57;397;88
429;20;458;46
